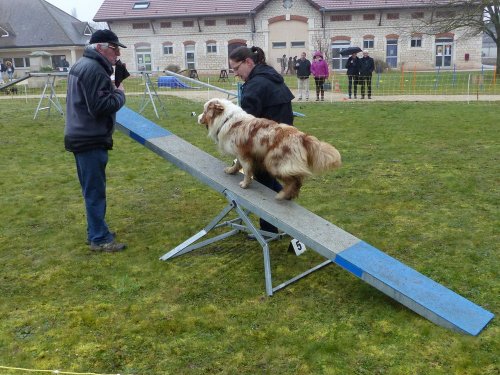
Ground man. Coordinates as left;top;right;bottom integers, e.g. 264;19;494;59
359;50;375;99
64;29;127;252
280;54;287;75
0;60;6;84
295;52;311;101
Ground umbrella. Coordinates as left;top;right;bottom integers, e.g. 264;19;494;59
340;46;362;56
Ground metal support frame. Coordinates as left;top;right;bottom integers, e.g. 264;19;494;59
160;190;331;296
138;72;167;119
33;74;64;120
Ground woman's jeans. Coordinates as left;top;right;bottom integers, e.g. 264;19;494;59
74;149;114;245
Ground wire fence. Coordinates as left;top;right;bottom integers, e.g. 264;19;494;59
1;68;498;109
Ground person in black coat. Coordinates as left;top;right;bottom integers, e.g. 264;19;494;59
359;50;375;99
295;52;311;101
229;46;295;234
345;52;360;99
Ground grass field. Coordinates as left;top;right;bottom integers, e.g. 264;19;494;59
0;97;498;374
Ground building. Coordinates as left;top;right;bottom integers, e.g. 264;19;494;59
0;0;92;78
93;0;482;74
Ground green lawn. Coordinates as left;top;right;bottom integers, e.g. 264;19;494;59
0;97;498;374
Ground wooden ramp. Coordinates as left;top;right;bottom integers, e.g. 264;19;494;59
115;106;493;336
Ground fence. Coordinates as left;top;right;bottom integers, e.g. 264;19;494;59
1;67;498;106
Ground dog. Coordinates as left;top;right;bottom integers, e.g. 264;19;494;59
198;98;341;200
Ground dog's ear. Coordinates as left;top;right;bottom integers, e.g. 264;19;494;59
207;100;225;115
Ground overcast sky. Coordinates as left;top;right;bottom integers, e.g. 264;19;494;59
45;0;105;23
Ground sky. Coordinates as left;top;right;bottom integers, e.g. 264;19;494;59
44;0;105;23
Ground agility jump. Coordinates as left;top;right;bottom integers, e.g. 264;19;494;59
115;106;493;336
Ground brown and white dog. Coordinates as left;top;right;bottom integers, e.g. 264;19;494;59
198;98;341;200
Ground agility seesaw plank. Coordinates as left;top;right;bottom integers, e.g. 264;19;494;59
115;106;494;335
0;74;30;90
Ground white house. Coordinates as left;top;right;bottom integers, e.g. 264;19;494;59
93;0;483;73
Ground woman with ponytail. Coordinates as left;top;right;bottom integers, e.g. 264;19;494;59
229;46;295;234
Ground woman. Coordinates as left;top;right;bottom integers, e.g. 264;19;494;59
345;52;360;99
5;60;14;81
311;51;329;101
229;46;294;234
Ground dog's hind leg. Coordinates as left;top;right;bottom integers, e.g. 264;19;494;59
275;176;303;200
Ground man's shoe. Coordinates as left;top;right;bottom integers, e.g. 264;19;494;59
86;232;116;245
90;240;126;252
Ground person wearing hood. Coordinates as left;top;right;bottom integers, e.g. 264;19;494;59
64;29;127;252
311;51;329;101
229;46;294;235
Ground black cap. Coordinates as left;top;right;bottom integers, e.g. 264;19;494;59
89;29;127;48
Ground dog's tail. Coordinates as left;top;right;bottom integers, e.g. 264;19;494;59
304;136;342;173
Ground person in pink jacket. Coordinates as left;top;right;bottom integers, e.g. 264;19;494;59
311;51;329;101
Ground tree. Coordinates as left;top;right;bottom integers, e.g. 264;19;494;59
418;1;499;75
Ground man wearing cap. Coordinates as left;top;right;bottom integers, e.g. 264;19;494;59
64;29;128;252
359;50;375;99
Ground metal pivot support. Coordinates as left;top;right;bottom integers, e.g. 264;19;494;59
34;74;64;120
159;190;332;296
138;72;167;119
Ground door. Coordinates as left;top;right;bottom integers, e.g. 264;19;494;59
185;45;195;70
228;42;246;68
386;39;398;68
435;39;453;67
136;50;152;71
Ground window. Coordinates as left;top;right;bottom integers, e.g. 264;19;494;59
13;57;30;68
363;14;376;21
226;19;246;26
0;26;9;37
132;22;149;29
163;44;173;55
83;24;92;36
206;42;217;53
363;39;374;49
133;1;150;9
204;20;216;26
183;20;194;27
387;13;399;20
411;12;424;19
160;21;171;28
331;15;352;22
291;41;305;48
411;36;422;48
272;42;286;49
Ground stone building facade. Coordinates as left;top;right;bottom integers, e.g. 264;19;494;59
94;0;482;74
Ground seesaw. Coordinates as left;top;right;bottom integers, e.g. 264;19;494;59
116;106;493;335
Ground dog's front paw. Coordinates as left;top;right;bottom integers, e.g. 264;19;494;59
239;180;250;189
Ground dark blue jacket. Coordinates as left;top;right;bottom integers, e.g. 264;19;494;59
64;47;125;153
295;58;311;79
240;64;294;125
